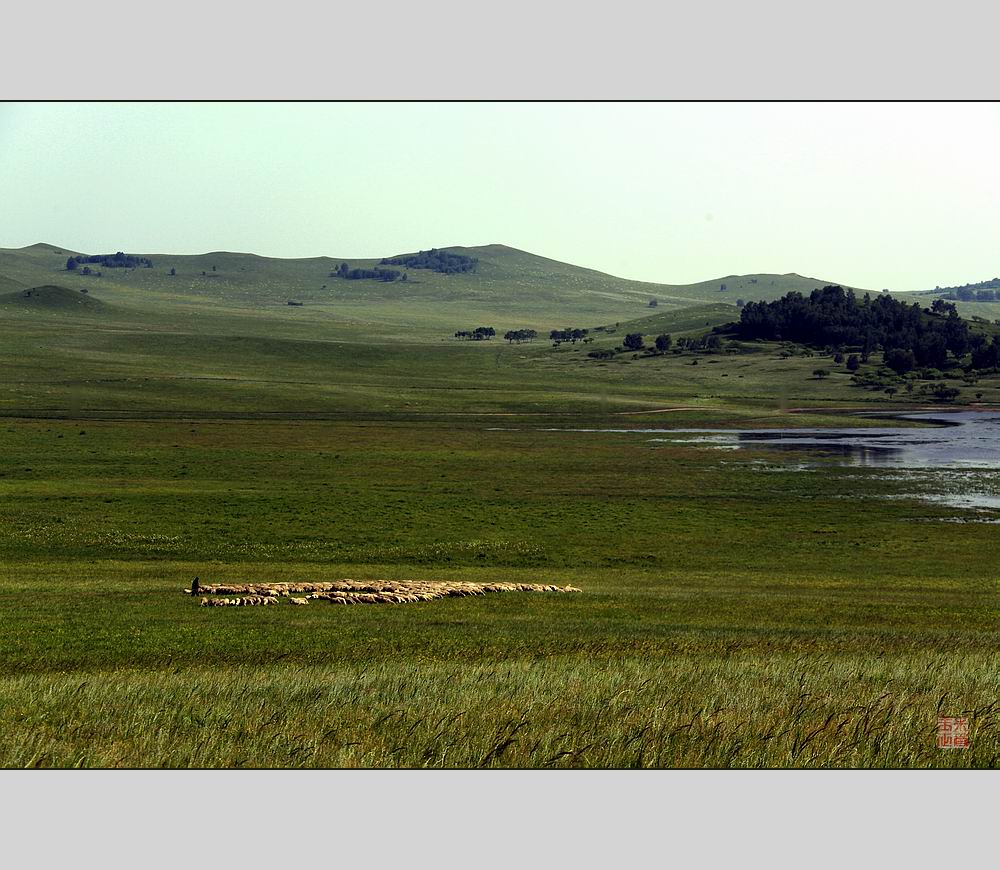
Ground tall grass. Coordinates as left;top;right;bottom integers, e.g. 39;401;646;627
2;652;996;768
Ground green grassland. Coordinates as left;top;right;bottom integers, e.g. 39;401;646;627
1;243;998;768
0;242;858;330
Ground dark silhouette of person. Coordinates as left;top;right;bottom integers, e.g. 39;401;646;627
192;577;200;595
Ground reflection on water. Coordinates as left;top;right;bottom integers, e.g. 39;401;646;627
733;412;1000;468
564;412;1000;469
542;411;1000;514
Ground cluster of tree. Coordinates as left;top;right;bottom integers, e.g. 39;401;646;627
970;334;1000;370
942;288;1000;302
674;333;722;351
331;263;402;282
66;252;152;270
550;327;589;343
933;278;1000;300
380;249;477;274
503;329;538;343
736;286;974;372
454;326;495;340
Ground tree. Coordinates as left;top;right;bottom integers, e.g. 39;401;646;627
504;329;537;344
931;385;960;402
973;335;1000;370
648;298;658;308
736;299;745;308
338;262;349;278
812;368;831;379
655;334;672;353
833;352;844;364
66;258;77;271
623;333;644;351
169;267;176;276
846;354;860;372
930;299;957;316
885;348;916;375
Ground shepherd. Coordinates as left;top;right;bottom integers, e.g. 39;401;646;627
191;576;200;596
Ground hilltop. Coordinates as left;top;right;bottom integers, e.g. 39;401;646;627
0;242;860;330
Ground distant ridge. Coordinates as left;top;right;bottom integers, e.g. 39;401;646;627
3;241;861;293
0;241;865;327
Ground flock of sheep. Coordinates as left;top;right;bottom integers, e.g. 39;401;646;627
189;579;581;607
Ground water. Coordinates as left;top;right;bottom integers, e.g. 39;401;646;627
541;411;1000;515
557;412;1000;469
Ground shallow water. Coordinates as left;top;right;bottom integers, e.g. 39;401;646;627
542;411;1000;513
557;412;1000;469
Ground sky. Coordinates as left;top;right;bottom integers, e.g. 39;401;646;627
1;102;997;291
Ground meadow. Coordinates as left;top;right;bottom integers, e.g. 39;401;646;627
1;243;998;767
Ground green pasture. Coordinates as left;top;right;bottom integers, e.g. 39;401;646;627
1;242;998;767
0;419;998;767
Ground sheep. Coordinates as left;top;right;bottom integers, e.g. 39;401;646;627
192;577;582;607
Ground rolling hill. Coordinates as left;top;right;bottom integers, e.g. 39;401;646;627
0;242;862;330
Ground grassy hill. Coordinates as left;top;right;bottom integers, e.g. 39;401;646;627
0;242;860;331
0;284;110;314
3;241;996;419
604;302;738;337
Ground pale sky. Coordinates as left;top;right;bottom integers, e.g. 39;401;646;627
1;102;997;291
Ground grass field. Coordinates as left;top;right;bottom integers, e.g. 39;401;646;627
1;243;998;768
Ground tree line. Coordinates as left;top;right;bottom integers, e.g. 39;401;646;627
67;252;153;270
452;327;541;343
330;263;404;282
932;277;1000;301
380;249;477;274
942;287;1000;302
454;326;496;340
550;328;589;343
504;329;538;343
